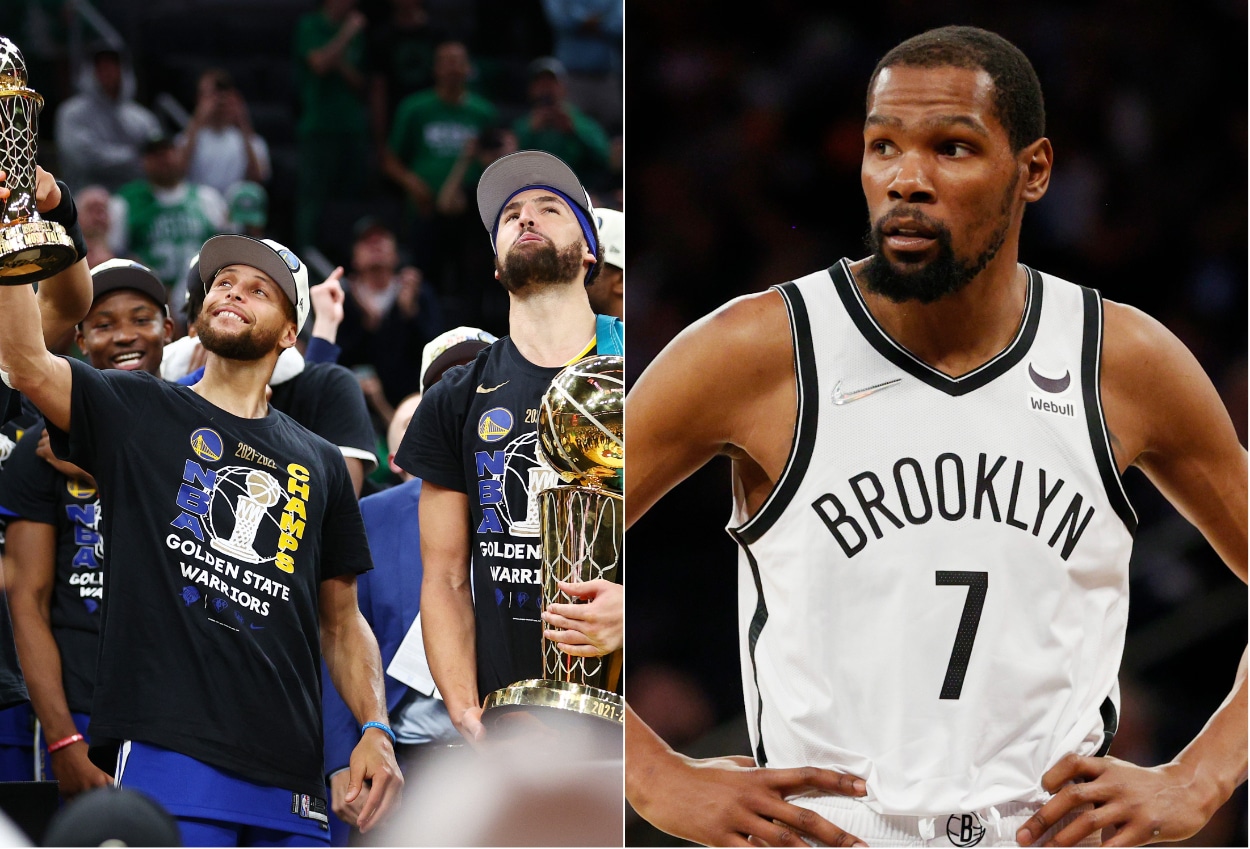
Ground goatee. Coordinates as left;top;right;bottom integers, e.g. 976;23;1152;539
496;237;586;293
861;176;1017;304
194;309;282;361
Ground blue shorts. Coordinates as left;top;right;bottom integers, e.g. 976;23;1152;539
115;741;330;847
0;703;33;781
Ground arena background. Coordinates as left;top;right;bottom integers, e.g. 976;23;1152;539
623;2;1248;845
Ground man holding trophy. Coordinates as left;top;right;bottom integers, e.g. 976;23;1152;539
395;150;624;745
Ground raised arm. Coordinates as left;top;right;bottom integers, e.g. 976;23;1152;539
1018;299;1247;847
416;481;482;743
624;290;868;846
319;574;403;834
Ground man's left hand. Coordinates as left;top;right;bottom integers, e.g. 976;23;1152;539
344;728;404;834
541;579;622;656
1016;754;1221;846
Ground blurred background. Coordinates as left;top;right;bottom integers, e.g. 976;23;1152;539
624;1;1247;845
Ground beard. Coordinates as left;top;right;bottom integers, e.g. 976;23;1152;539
194;309;283;361
496;237;586;293
860;180;1017;305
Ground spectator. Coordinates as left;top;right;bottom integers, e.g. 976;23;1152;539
433;124;518;334
366;0;448;156
76;185;116;269
108;133;228;302
511;57;612;199
53;44;161;193
540;0;623;134
383;39;499;282
337;216;448;419
224;181;268;238
588;206;623;319
292;0;371;251
176;67;272;199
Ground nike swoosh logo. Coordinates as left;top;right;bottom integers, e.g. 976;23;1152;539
832;378;902;405
1028;364;1071;393
476;381;509;394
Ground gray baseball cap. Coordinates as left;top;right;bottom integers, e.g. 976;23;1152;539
476;150;596;239
198;235;309;330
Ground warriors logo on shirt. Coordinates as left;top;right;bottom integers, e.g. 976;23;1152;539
477;408;513;443
191;428;224;462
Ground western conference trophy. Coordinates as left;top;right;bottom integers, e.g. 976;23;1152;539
0;37;76;284
481;355;624;732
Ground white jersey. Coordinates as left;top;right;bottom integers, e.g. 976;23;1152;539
729;259;1135;816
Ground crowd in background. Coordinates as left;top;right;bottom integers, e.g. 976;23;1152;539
624;1;1246;846
0;0;623;492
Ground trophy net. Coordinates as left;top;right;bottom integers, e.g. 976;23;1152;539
0;90;39;223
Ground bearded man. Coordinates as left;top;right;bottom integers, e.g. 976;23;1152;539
393;150;624;745
0;178;404;845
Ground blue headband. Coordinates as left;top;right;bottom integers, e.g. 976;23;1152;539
490;186;599;263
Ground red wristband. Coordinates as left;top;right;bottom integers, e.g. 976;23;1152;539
47;733;84;753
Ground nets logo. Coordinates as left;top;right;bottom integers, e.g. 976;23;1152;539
191;428;223;462
478;407;513;442
946;813;985;847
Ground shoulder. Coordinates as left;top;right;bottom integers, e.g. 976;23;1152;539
630;287;794;420
1099;297;1234;465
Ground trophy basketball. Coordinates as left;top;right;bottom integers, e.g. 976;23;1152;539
481;354;624;732
0;37;76;284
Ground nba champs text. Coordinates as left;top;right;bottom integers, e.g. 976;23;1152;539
167;427;312;630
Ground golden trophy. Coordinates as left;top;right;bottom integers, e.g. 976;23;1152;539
481;355;624;735
0;37;76;284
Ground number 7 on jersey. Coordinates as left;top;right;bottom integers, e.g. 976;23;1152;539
936;571;988;700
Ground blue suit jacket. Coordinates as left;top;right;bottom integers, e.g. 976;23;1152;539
322;478;424;774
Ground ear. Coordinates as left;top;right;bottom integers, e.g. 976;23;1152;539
277;321;299;350
388;453;404;476
1020;137;1053;203
162;316;175;344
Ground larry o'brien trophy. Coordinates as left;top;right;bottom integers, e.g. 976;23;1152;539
481;354;624;735
0;37;76;284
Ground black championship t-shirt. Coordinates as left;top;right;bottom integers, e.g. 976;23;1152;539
0;396;37;711
48;358;373;797
395;337;602;699
0;423;103;713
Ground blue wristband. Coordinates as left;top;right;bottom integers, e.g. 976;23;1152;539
361;721;396;745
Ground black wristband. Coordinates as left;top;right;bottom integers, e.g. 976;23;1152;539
42;180;86;263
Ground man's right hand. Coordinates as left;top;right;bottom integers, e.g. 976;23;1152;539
49;743;113;799
631;752;869;847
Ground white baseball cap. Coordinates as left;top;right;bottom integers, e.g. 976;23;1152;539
198;235;310;330
420;326;498;393
593;208;623;271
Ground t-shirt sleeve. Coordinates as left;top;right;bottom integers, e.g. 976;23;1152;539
318;447;373;582
393;374;466;492
45;358;153;475
0;425;58;524
306;365;378;471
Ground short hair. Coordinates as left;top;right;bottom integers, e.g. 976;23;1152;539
867;26;1045;153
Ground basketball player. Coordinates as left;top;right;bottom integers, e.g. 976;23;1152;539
1;259;172;801
623;26;1246;848
0;181;404;845
395;150;623;744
